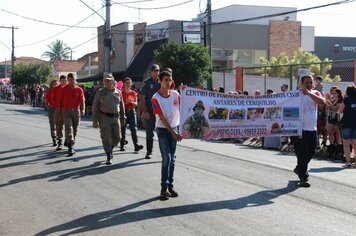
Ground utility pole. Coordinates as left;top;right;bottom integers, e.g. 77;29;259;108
206;0;212;89
104;0;111;73
0;26;18;76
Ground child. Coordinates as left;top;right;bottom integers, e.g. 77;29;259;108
151;70;182;199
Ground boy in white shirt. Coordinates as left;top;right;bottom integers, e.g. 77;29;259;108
152;70;182;199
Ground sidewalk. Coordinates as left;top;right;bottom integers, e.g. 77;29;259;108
135;130;356;188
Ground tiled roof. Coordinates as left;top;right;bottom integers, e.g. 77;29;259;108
0;57;48;65
53;60;86;72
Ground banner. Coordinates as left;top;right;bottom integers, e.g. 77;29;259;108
179;87;302;139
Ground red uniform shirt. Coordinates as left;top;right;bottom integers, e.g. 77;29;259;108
52;85;62;109
59;85;85;110
45;89;56;107
121;90;137;111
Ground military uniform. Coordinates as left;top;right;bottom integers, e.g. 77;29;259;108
59;84;85;156
140;76;160;158
53;85;64;150
45;88;57;146
92;87;125;164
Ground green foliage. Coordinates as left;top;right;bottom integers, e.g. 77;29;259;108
259;48;340;82
154;42;211;86
12;63;54;86
42;39;71;62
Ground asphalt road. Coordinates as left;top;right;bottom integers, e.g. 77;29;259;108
1;101;356;236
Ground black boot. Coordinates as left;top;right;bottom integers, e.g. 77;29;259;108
134;144;144;152
68;144;75;156
105;152;113;165
52;137;57;147
56;139;62;151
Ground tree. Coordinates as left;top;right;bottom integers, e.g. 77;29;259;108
259;48;340;82
12;63;54;86
154;42;211;87
42;39;71;62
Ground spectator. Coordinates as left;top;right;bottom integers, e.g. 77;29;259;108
326;87;343;145
281;83;289;92
338;85;356;168
314;76;324;95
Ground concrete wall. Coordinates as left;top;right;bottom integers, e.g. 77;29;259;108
212;24;269;50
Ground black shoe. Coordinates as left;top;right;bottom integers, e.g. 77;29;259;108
52;137;57;147
168;187;178;198
56;139;62;151
124;140;128;145
160;188;171;200
145;153;152;159
293;167;309;181
120;146;125;151
134;144;143;152
299;180;311;188
68;146;75;156
106;152;112;164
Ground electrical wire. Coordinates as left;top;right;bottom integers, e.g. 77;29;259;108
113;0;194;10
0;7;102;28
0;40;11;51
16;11;103;47
111;0;155;4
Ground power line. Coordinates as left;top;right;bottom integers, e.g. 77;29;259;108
112;0;155;3
16;10;103;47
113;0;194;10
79;0;105;22
0;40;11;51
0;7;100;28
71;32;104;50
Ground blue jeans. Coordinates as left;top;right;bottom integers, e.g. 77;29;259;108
121;110;138;146
157;127;177;189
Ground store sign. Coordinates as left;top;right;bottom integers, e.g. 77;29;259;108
182;21;201;32
182;34;201;44
342;46;356;53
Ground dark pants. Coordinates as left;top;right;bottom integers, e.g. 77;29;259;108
121;110;138;147
145;110;156;154
291;131;317;180
157;128;177;189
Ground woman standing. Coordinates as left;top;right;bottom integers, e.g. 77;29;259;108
326;87;343;145
120;77;143;152
338;86;356;168
44;80;59;146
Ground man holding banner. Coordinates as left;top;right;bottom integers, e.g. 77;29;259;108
291;75;325;188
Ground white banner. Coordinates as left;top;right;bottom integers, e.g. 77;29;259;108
179;87;302;139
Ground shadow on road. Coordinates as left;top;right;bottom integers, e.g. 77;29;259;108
34;181;299;236
0;144;49;157
309;167;344;173
0;158;159;188
6;108;47;116
0;145;103;168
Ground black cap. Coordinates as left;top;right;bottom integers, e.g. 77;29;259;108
151;64;160;71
